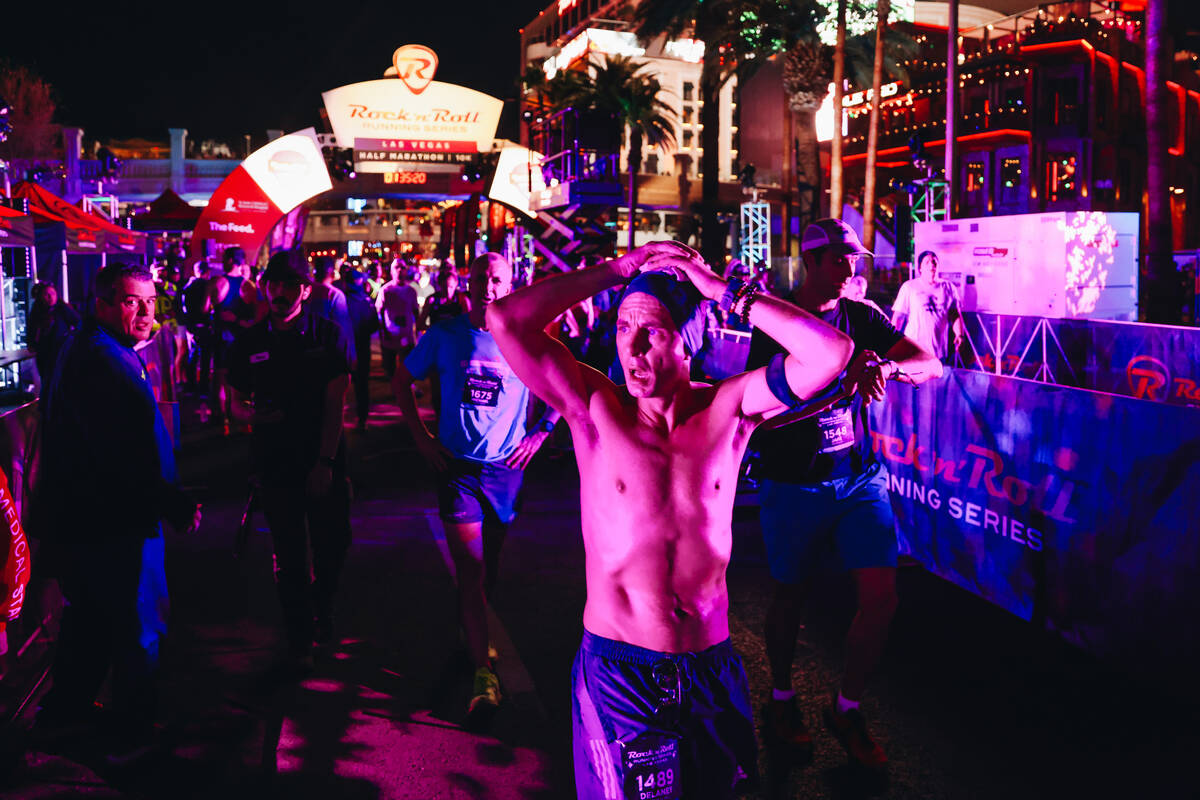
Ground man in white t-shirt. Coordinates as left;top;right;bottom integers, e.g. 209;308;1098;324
890;250;963;360
376;258;420;378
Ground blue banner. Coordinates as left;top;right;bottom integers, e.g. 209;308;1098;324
870;370;1200;665
958;313;1200;408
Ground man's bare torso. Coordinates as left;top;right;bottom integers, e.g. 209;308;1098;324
570;377;756;653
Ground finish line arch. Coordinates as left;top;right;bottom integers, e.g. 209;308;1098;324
191;45;519;262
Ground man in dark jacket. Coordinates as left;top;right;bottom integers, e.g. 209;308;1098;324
36;262;201;758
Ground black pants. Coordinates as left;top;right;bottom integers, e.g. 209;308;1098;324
352;335;372;423
380;344;413;381
260;479;352;654
41;535;167;729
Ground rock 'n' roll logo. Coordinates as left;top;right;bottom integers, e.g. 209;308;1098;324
1126;355;1169;401
385;45;439;94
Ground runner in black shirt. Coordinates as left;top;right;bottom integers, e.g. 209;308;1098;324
747;219;942;771
227;251;353;673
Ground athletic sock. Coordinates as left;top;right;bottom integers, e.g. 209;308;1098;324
771;688;795;702
836;692;859;714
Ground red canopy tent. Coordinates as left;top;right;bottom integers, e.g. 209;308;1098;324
0;206;35;250
131;188;201;233
13;182;146;257
9;183;105;254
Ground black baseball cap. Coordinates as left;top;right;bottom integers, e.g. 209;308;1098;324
262;251;312;285
801;218;873;256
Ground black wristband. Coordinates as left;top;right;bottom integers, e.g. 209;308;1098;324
766;353;799;407
319;456;336;468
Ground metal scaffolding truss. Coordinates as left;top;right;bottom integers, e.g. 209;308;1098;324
505;229;538;285
954;312;1078;386
739;202;770;267
911;179;949;223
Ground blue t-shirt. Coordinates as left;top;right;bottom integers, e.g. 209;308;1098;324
405;315;530;463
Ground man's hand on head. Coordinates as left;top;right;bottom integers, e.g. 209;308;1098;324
641;244;725;301
611;241;697;280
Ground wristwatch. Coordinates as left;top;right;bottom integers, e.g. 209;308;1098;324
536;418;556;434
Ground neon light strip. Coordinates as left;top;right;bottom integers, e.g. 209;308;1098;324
1166;81;1186;156
1019;38;1094;56
1094;50;1119;100
1121;62;1145;96
842;129;1032;163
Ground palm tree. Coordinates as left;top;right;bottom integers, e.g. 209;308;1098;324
861;0;890;276
783;37;833;228
576;56;677;252
522;66;590;120
633;0;823;265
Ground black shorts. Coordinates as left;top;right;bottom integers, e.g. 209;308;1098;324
571;630;759;800
212;335;236;372
436;457;524;525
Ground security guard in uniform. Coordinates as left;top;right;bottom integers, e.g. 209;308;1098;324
227;250;353;671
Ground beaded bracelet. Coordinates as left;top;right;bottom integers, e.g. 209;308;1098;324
732;279;755;308
738;285;761;323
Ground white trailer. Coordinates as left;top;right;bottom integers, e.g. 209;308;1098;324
914;211;1139;321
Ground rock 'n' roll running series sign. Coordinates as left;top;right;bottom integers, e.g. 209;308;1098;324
322;45;504;174
870;369;1200;670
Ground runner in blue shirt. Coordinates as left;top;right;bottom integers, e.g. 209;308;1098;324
392;252;559;725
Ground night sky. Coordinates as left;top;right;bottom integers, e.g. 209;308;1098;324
4;0;553;145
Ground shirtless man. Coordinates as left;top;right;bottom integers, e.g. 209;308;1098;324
487;242;853;799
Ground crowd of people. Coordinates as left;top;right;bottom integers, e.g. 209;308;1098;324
24;224;968;795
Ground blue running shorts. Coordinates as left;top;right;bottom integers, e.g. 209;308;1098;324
436;457;524;525
571;630;759;800
759;461;897;584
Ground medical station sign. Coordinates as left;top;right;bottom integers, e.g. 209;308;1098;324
322;46;503;175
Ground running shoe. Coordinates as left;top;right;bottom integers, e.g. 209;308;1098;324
822;701;888;771
762;697;814;758
466;666;502;721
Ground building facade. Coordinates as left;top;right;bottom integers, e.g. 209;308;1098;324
520;0;739;189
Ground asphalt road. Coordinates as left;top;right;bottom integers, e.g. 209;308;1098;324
1;369;1195;799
